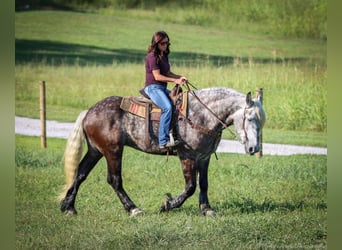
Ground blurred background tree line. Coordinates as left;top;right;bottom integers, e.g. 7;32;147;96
15;0;327;39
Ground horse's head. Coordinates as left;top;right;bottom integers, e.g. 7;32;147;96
233;92;266;155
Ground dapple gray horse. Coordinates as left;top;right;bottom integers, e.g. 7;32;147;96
60;87;265;216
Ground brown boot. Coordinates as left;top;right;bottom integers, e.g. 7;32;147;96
159;140;180;149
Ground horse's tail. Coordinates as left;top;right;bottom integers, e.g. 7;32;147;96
58;110;88;201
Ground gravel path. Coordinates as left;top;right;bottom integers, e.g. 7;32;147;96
15;116;327;156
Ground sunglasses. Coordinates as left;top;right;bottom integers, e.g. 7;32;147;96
159;41;169;46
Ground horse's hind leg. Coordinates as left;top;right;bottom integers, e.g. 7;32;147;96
60;148;102;215
104;149;143;217
160;158;197;212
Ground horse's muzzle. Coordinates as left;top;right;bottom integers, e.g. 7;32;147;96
246;145;259;155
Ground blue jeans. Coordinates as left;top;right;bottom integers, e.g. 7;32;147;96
144;84;172;146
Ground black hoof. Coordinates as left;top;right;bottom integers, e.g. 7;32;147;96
160;200;171;212
200;204;216;216
60;199;77;215
160;193;173;212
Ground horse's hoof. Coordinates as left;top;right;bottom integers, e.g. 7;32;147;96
63;209;77;216
200;204;216;216
160;199;172;212
61;201;77;215
160;194;172;212
204;209;216;217
160;201;170;212
130;208;144;217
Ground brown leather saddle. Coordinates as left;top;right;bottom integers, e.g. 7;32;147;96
120;86;188;145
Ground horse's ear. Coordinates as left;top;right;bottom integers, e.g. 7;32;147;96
246;92;253;107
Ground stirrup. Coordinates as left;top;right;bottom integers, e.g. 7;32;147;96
159;138;180;149
169;132;175;145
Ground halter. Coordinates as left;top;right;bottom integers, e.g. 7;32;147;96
241;106;249;142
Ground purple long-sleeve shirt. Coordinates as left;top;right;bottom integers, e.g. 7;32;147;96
145;52;170;87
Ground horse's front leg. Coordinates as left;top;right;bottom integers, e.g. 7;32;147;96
105;151;143;217
160;158;197;212
198;157;216;216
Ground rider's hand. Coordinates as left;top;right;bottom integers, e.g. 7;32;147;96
176;76;188;85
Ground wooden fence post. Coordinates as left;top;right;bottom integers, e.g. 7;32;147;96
255;88;263;158
40;81;47;148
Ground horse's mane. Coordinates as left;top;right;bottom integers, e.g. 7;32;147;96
194;87;245;99
253;99;266;127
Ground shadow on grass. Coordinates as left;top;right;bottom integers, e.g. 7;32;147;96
15;39;308;67
146;196;327;216
15;39;145;66
217;197;327;214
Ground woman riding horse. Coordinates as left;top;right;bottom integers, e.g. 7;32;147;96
143;31;187;149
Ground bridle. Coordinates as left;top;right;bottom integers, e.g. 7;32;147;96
241;106;250;143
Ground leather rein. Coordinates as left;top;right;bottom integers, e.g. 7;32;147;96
177;82;237;139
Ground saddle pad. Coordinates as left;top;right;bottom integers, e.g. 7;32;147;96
120;91;188;120
120;97;161;119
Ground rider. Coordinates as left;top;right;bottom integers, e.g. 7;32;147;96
143;31;188;149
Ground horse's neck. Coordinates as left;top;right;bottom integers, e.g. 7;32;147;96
188;88;245;126
192;88;244;113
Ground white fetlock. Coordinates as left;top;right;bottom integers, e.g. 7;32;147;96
130;208;144;217
205;209;216;217
64;210;77;216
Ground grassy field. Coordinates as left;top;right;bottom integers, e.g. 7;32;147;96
15;9;327;249
15;135;327;249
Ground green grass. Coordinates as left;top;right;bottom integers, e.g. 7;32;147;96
15;135;327;249
15;10;326;61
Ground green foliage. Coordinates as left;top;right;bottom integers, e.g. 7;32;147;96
16;0;327;39
15;135;327;249
203;0;327;39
